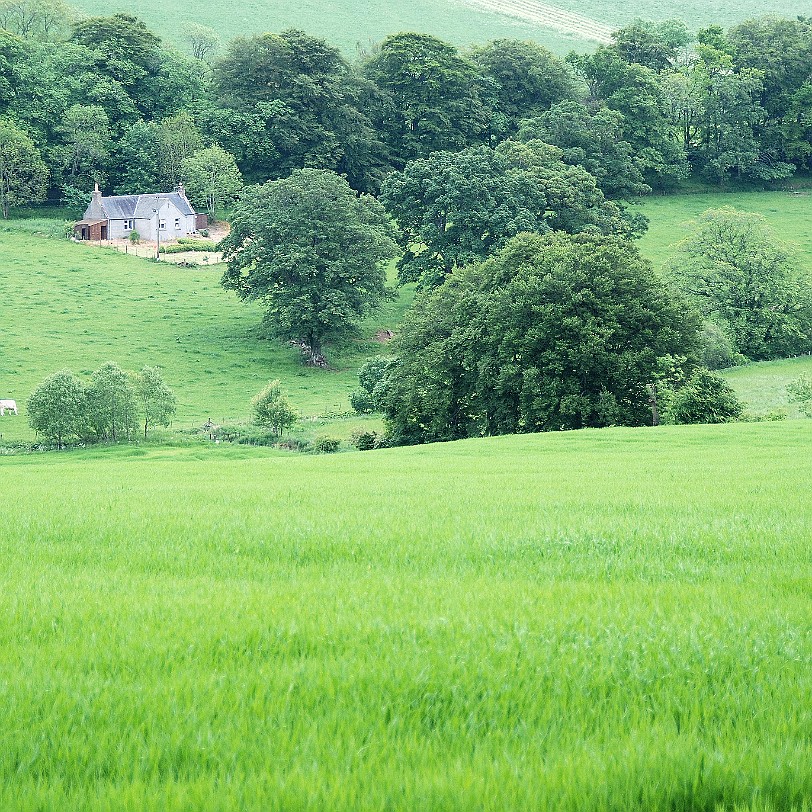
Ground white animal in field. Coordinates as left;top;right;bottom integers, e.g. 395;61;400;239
0;399;18;416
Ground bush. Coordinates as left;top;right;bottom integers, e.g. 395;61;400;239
252;380;298;435
350;356;397;414
787;374;812;417
159;240;218;253
313;436;340;453
351;429;378;450
698;321;744;370
666;368;743;424
129;229;141;244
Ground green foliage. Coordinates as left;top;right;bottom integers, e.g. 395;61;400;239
86;361;138;442
220;169;397;362
668;207;812;360
70;13;162;87
517;101;650;199
135;365;176;438
25;368;86;446
0;117;48;217
251;379;299;436
467;38;577;138
159;240;217;253
350;428;378;450
666;367;743;423
128;228;140;244
210;29;386;190
383;232;699;444
697;320;744;370
312;435;340;453
350;355;396;414
381;140;639;289
0;0;72;41
362;31;490;167
787;373;812;417
181;145;243;217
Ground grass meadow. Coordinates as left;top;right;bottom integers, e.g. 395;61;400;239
69;0;810;58
0;216;413;445
1;422;812;810
70;0;591;56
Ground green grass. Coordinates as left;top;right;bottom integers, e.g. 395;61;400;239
1;422;812;809
70;0;592;56
550;0;807;29
722;356;812;417
0;221;412;444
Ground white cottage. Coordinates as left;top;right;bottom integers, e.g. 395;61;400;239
74;184;205;242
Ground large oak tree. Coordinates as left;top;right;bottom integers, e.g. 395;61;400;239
220;169;397;364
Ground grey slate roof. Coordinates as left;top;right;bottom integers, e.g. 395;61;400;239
84;192;195;221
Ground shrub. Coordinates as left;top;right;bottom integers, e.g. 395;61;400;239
159;240;218;254
351;429;378;450
350;356;397;414
787;374;812;417
129;229;140;244
252;380;298;435
698;321;744;370
666;368;743;424
313;436;340;453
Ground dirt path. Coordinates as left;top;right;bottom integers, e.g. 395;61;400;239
460;0;615;43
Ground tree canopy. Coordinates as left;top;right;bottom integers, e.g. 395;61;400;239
668;207;812;360
381;140;641;289
381;232;698;444
220;168;397;363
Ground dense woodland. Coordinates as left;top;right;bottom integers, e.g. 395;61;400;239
1;6;812;211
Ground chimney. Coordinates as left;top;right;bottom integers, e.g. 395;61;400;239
177;182;187;199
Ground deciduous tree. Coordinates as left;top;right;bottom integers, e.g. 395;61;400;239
86;361;137;442
135;366;176;439
668;207;812;360
251;379;298;436
220;169;397;363
181;145;243;217
27;369;86;447
382;232;698;444
0;117;47;217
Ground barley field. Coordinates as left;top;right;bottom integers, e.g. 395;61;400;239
1;422;811;809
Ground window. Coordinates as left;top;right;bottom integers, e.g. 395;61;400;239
174;218;180;229
124;219;135;230
159;220;166;230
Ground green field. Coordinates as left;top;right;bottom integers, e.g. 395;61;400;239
2;422;812;809
70;0;590;56
636;190;812;274
552;0;807;29
0;217;414;445
68;0;809;58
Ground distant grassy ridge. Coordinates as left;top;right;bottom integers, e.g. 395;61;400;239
1;422;811;809
69;0;810;59
70;0;593;56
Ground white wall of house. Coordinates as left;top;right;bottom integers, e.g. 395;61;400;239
108;200;197;241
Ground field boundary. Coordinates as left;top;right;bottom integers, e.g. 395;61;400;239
458;0;614;43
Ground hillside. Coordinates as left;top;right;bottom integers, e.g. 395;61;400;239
2;189;811;444
68;0;810;57
69;0;594;56
2;422;812;809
